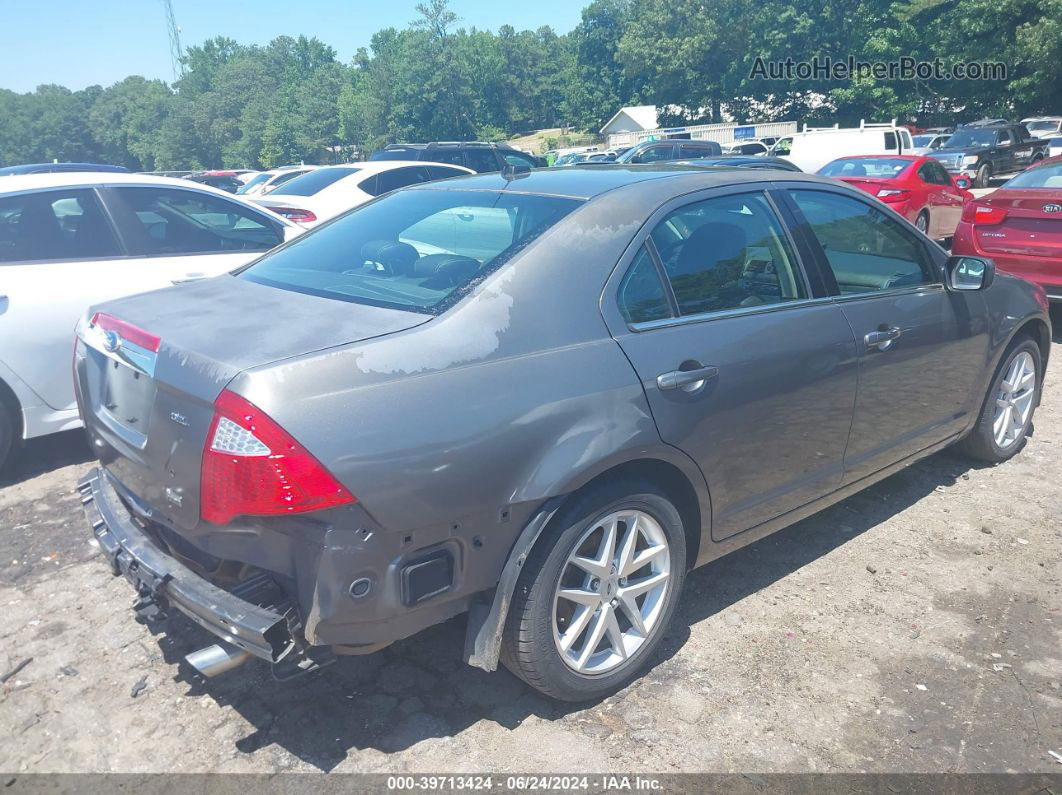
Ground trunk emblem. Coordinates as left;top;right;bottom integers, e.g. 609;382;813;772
1044;204;1061;213
169;412;190;426
102;331;122;353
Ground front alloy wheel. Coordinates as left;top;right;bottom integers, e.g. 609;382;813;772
992;350;1036;449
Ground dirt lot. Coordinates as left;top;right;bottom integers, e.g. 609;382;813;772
1;316;1060;775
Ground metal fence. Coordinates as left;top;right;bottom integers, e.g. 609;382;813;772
606;120;799;150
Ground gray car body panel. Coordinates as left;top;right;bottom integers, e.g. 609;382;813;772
75;165;1051;662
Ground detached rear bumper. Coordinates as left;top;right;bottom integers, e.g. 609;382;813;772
79;467;294;663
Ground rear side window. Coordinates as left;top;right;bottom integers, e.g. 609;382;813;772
644;192;806;318
0;189;121;263
241;189;580;313
618;246;671;324
465;149;500;173
112;187;282;256
270;167;360;196
424;150;465;167
790;190;934;293
375;166;431;195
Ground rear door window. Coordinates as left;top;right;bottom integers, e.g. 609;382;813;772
375;166;431;195
884;132;898;151
425;165;469;181
111;187;283;256
789;189;935;293
0;189;121;263
644;192;807;317
465;148;500;173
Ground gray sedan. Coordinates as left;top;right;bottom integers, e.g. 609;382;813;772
74;165;1050;700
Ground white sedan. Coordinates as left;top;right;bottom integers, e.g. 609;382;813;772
0;172;299;470
251;161;473;227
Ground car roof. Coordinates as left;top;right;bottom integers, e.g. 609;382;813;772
0;162;128;176
411;163;827;201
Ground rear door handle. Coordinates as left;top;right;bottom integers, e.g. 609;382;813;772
864;326;902;350
657;365;719;391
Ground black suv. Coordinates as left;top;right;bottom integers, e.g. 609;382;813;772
613;139;723;164
369;142;543;173
930;123;1049;187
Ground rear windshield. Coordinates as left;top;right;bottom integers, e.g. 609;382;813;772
819;158;912;178
1026;120;1061;132
240;189;581;313
370;149;424;161
236;173;271;194
1004;163;1062;189
269;167;360;196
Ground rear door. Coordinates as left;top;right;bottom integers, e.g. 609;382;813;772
783;186;988;482
0;187;131;411
602;187;859;540
100;185;284;283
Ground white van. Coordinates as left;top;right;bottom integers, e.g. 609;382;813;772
784;121;914;173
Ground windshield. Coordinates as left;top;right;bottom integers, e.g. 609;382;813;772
945;129;998;148
1026;120;1061;132
240;189;581;313
912;135;934;146
269;167;360;196
819;158;912;178
1003;163;1062;189
236;173;271;194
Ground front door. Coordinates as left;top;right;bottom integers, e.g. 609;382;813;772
603;189;859;540
784;187;988;482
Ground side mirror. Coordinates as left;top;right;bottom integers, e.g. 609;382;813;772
954;176;972;190
946;255;995;291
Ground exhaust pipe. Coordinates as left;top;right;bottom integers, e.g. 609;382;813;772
185;642;252;677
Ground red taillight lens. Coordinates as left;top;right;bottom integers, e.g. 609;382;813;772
268;206;317;223
876;188;910;202
91;312;160;352
200;389;355;524
961;203;1008;225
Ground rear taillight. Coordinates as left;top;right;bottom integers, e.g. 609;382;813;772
200;389;355;524
876;188;910;202
961;203;1008;225
91;312;160;352
267;206;317;223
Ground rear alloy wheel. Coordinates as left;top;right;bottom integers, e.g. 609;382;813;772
975;163;992;189
915;210;929;234
958;338;1041;462
502;479;686;701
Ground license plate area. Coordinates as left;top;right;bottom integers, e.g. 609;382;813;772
101;358;156;442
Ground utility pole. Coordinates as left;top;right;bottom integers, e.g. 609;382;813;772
161;0;185;82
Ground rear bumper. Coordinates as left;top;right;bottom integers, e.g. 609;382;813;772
79;467;294;663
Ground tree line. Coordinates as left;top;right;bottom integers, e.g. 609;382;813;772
1;0;1059;170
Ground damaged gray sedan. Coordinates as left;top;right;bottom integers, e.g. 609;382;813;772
75;165;1049;700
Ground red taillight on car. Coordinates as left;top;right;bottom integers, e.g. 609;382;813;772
268;206;317;223
961;203;1008;225
200;390;355;524
876;188;910;202
91;312;161;352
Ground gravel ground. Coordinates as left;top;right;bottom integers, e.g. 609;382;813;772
1;312;1060;775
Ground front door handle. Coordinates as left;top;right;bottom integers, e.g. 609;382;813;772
864;326;902;350
657;365;719;391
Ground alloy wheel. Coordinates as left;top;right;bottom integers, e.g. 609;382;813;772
552;509;671;675
993;351;1036;449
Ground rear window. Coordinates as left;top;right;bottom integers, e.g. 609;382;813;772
1004;163;1062;189
819;158;912;178
240;189;581;314
269;167;360;196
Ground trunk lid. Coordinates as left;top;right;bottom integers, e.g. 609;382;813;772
973;189;1062;261
76;275;429;530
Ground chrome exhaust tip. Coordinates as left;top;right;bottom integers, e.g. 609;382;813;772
185;642;252;677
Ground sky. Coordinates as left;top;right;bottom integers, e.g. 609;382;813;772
0;0;586;94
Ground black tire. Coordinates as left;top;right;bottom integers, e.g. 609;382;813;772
0;399;14;476
915;210;929;235
501;478;687;701
975;163;992;189
957;337;1041;462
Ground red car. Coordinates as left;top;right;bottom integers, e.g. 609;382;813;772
818;155;972;240
952;155;1062;300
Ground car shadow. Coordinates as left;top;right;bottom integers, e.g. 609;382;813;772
0;429;92;488
144;447;982;771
